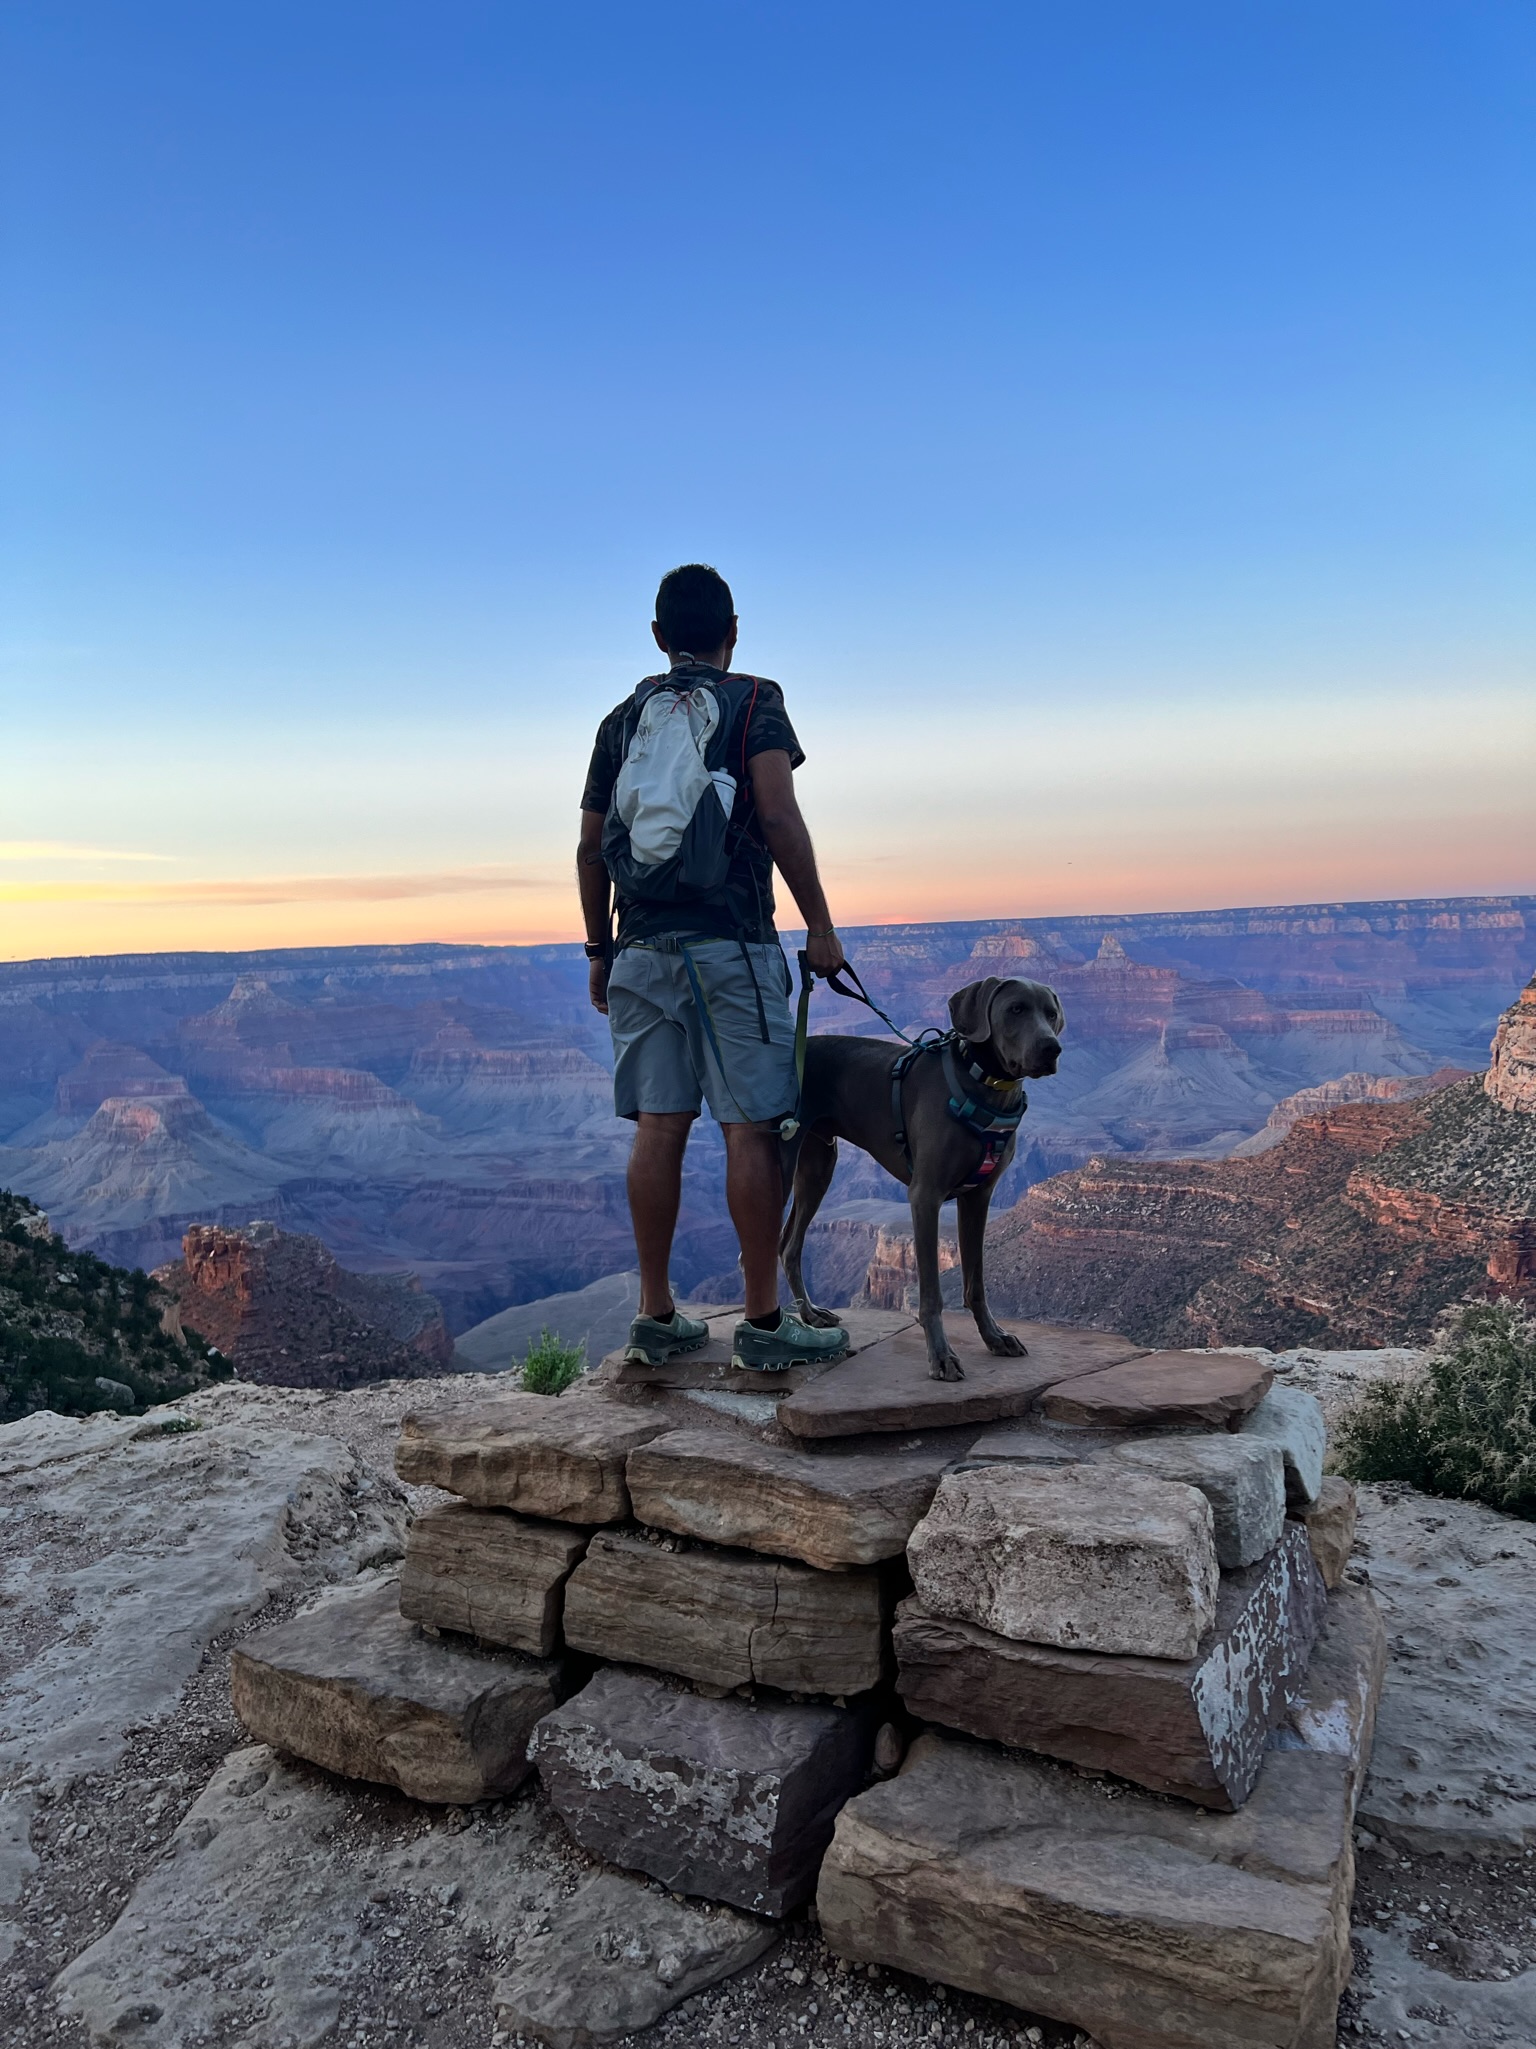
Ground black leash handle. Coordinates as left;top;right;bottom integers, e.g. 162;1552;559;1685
784;946;948;1145
807;952;927;1046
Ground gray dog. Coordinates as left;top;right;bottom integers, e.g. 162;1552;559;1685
779;976;1064;1380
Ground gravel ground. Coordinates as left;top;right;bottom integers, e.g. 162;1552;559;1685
3;1600;1102;2049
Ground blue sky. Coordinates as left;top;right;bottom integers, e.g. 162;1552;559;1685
2;1;1532;956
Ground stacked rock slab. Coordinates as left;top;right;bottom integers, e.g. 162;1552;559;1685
393;1388;669;1520
1107;1434;1286;1570
824;1576;1388;2049
562;1528;888;1693
399;1502;588;1656
392;1386;898;1915
895;1522;1325;1808
625;1428;952;1569
230;1577;563;1803
530;1668;870;1916
1291;1474;1358;1591
820;1356;1385;2049
907;1463;1223;1660
819;1731;1358;2049
224;1323;1379;2049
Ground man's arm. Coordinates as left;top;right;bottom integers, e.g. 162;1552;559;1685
747;749;846;977
577;809;613;1013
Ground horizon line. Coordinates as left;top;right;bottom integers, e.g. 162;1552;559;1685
2;886;1534;977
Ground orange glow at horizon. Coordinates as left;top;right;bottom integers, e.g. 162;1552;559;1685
3;834;1532;964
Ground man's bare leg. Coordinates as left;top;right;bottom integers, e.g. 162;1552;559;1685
628;1111;695;1318
723;1120;785;1319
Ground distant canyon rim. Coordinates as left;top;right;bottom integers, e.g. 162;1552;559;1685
1;894;1531;1366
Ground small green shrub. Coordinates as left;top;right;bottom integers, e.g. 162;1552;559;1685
520;1327;585;1396
1334;1300;1536;1517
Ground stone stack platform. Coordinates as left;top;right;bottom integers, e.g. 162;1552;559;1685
229;1304;1384;2049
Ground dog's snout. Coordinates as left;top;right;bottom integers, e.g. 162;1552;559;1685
1032;1037;1062;1074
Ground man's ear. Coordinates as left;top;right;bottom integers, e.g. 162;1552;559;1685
949;977;1002;1043
651;621;670;654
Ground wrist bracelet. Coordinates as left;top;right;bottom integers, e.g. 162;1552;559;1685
808;926;837;939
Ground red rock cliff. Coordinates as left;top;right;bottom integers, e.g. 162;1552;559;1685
157;1220;452;1389
1486;973;1536;1115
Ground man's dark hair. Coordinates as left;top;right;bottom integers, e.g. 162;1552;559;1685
654;564;734;656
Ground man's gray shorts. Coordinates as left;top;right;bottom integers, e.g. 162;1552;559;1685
607;937;798;1125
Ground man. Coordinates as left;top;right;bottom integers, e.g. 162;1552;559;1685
578;563;852;1372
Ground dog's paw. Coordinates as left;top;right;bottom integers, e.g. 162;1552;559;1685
928;1352;967;1382
799;1303;844;1330
985;1330;1029;1357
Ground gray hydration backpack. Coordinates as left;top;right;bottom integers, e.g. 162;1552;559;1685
600;671;758;906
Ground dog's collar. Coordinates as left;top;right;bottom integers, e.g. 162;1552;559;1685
940;1038;1026;1188
954;1036;1026;1102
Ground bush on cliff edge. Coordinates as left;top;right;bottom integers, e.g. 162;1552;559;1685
1335;1299;1536;1518
520;1327;585;1396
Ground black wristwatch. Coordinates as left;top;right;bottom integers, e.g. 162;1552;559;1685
583;941;611;961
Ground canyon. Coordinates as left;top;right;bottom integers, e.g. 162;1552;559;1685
983;971;1536;1349
0;896;1529;1347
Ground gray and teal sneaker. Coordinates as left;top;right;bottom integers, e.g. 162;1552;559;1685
731;1311;851;1373
622;1308;710;1368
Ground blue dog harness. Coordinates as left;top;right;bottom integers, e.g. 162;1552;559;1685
891;1035;1027;1191
788;949;1028;1187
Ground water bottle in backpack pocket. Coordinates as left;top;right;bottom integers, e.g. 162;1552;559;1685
601;674;757;904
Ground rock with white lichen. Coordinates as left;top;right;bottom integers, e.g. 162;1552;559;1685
530;1667;873;1916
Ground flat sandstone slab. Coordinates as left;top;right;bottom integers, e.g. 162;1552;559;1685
779;1317;1144;1440
626;1429;953;1570
818;1730;1357;2049
607;1307;916;1392
394;1391;667;1521
399;1501;589;1655
895;1524;1326;1808
906;1461;1219;1660
230;1577;562;1803
493;1869;779;2048
530;1667;871;1916
562;1529;886;1694
1041;1349;1275;1429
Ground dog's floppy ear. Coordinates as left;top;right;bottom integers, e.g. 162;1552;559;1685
949;977;1002;1044
1041;983;1065;1034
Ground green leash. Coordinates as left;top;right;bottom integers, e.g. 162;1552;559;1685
783;950;931;1140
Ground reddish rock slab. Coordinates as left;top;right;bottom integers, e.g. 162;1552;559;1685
1040;1350;1274;1430
894;1524;1326;1809
817;1729;1358;2049
779;1318;1144;1440
626;1429;952;1571
394;1392;668;1522
231;1578;563;1803
604;1308;915;1394
1290;1477;1358;1592
562;1529;888;1695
